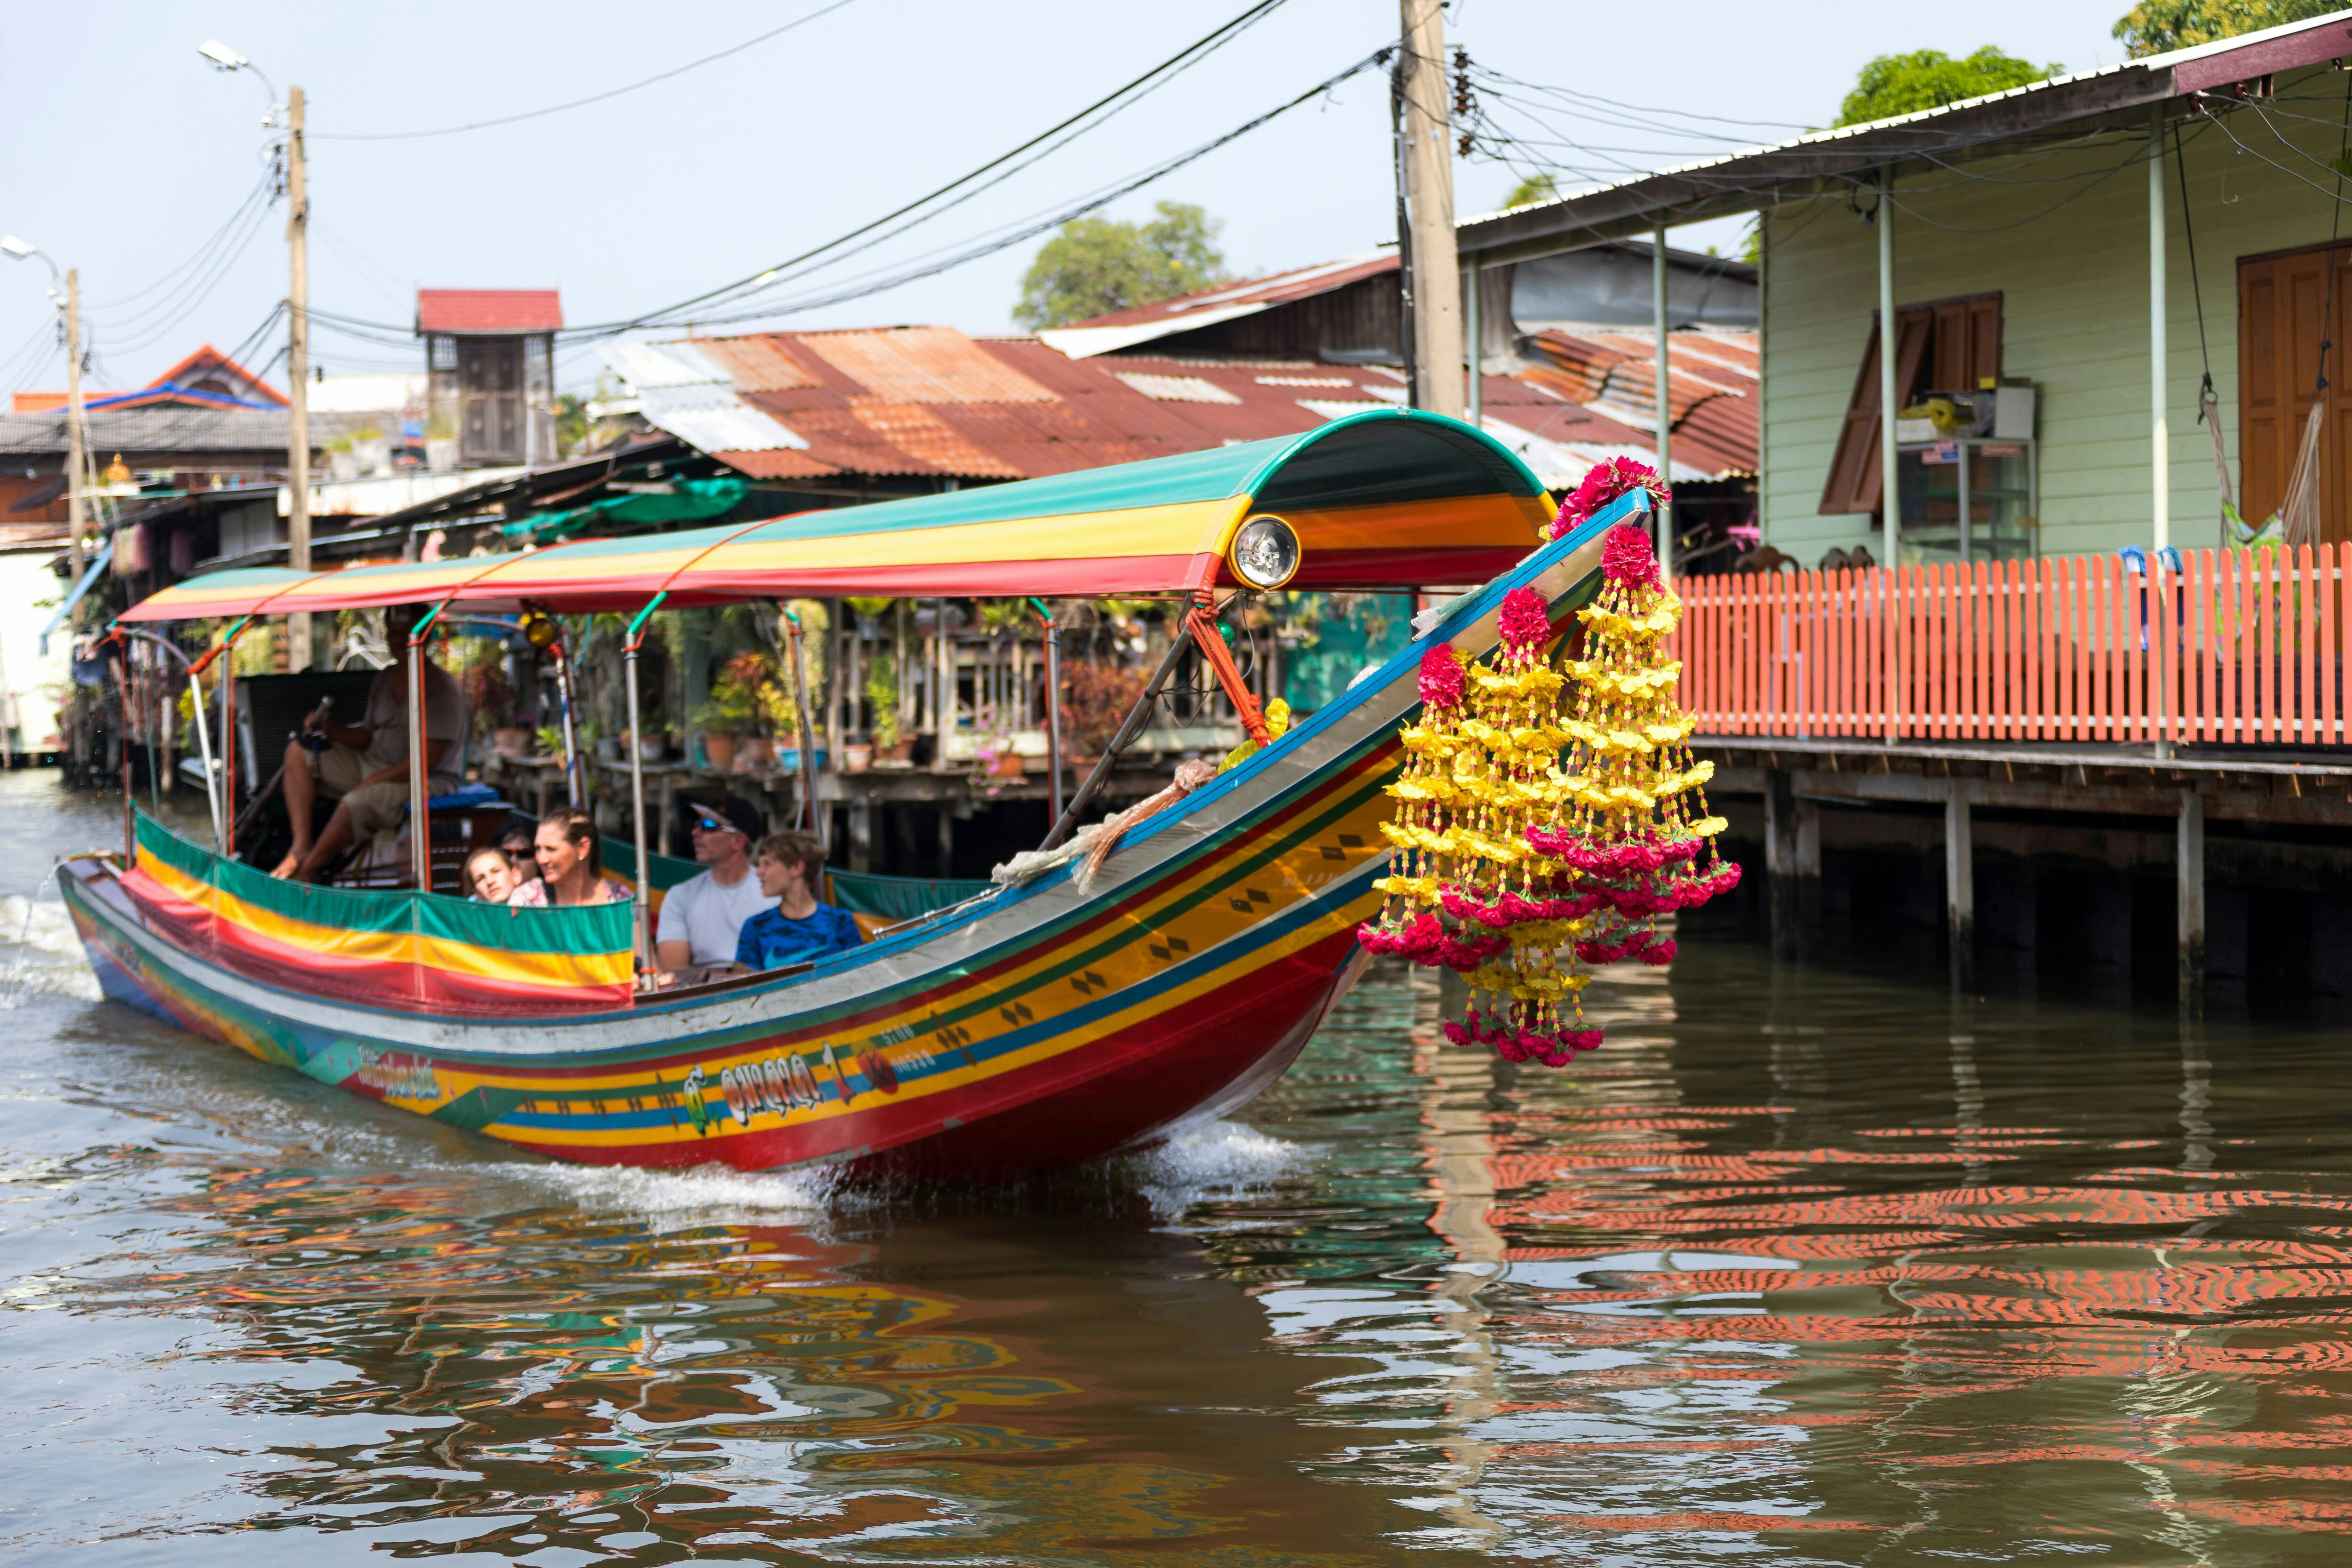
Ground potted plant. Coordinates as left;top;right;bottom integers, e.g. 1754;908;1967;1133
695;653;761;773
844;595;895;641
1059;661;1150;762
534;724;566;762
866;650;912;764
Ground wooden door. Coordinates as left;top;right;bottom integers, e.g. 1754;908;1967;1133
2239;244;2352;542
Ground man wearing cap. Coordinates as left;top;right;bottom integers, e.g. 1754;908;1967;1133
653;796;771;972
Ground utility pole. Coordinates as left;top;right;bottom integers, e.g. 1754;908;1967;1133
62;269;88;600
64;268;90;775
286;82;315;669
1397;0;1462;417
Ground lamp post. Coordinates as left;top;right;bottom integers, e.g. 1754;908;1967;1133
200;40;316;669
2;238;91;598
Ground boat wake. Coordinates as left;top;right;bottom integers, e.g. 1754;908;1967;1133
1122;1119;1305;1215
527;1158;840;1220
0;893;104;1005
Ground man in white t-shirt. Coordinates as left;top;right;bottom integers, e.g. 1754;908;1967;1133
655;796;771;971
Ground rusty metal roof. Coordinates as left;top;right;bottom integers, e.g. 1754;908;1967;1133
415;288;563;334
599;315;1754;491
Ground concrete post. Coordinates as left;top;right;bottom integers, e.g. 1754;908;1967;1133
2178;786;2205;1011
1764;769;1797;953
848;798;872;874
1945;778;1974;979
1793;795;1822;926
936;801;955;878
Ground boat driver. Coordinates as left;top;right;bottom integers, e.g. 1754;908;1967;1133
736;830;864;970
272;604;468;882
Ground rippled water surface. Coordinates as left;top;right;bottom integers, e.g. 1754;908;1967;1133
8;771;2352;1564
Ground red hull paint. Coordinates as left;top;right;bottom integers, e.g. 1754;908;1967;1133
495;923;1359;1175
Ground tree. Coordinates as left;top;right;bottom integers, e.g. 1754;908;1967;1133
2113;0;2336;56
1012;201;1229;329
1836;46;2063;127
1503;173;1559;209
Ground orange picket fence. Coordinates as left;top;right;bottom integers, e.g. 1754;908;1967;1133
1677;544;2350;746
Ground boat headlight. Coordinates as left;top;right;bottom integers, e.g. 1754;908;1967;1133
1228;514;1300;590
521;612;560;650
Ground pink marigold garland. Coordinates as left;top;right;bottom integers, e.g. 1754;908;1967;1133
1551;457;1673;541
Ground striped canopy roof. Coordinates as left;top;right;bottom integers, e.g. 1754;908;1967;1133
122;411;1552;622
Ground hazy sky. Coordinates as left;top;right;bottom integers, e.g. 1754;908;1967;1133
0;0;2126;396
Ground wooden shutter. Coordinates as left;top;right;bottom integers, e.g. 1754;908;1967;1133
1929;294;2003;391
1818;308;1931;515
2240;244;2352;542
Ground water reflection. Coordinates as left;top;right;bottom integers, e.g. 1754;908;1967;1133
8;752;2352;1561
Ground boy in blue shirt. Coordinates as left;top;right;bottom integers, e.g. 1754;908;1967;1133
736;830;865;970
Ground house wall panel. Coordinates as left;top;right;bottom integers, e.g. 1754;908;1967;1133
1761;69;2352;561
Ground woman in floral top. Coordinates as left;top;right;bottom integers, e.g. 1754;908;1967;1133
509;809;634;907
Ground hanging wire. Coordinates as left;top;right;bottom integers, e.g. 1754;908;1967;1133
2175;119;2217;423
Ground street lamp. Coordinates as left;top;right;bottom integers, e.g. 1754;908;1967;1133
1;232;92;632
197;39;279;126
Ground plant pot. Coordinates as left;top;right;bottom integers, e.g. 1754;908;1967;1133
840;743;874;774
734;735;776;773
701;732;739;772
490;727;532;759
990;751;1026;780
636;735;668;764
593;737;621;762
875;740;916;766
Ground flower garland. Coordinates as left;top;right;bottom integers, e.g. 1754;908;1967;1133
1359;588;1597;1067
1528;519;1740;979
1551;456;1673;541
1359;463;1740;1070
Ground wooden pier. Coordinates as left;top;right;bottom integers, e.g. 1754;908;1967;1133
1677;546;2352;1005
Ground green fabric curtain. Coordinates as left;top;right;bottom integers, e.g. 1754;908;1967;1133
827;868;991;922
501;476;749;542
1281;593;1413;713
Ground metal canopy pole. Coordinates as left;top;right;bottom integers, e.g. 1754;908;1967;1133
620;594;665;976
1035;598;1065;825
406;619;431;892
1653;224;1673;583
552;639;583;808
781;606;820;842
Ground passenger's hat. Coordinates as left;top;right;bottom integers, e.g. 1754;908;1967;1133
681;794;763;843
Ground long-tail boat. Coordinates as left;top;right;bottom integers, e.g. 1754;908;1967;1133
60;410;1645;1174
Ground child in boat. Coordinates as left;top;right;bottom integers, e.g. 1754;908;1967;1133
498;823;543;899
464;846;519;903
736;830;862;969
509;809;634;907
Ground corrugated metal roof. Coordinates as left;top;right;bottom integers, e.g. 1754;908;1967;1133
1036;252;1397;358
797;326;1054;404
0;405;289;456
600;318;1754;488
415;288;563;334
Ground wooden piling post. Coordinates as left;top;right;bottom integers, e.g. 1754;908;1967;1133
1765;769;1798;954
2178;786;2205;1012
1945;778;1975;981
1794;795;1821;926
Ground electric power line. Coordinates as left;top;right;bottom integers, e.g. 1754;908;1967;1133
313;0;868;142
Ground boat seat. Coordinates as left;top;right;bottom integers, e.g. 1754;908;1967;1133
330;802;516;896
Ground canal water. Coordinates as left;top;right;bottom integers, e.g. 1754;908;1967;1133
6;766;2352;1565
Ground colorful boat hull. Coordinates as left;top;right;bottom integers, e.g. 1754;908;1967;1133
61;504;1630;1173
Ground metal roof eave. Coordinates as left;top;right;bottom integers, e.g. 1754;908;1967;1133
1457;10;2352;263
